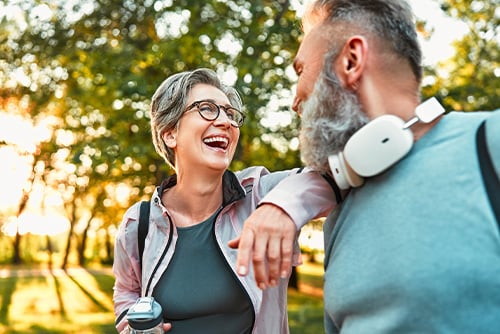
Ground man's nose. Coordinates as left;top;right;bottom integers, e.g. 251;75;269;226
292;96;301;114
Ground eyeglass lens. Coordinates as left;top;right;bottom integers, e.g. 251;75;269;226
196;101;244;127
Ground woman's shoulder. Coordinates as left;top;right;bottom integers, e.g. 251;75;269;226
122;201;142;224
115;201;143;241
234;165;270;178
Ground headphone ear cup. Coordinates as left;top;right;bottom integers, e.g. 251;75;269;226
329;153;365;190
328;115;414;190
344;115;413;177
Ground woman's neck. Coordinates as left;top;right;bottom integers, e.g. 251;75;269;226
163;171;224;227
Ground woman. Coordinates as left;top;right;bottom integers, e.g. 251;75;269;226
113;68;334;333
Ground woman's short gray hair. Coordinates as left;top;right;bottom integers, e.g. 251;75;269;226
150;68;243;168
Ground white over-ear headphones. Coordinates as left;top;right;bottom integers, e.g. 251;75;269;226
328;97;445;190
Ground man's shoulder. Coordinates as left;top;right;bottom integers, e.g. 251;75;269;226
445;110;493;121
436;110;492;135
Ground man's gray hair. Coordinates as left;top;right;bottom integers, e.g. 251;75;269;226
304;0;422;82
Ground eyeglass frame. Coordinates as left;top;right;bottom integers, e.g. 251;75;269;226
183;99;246;128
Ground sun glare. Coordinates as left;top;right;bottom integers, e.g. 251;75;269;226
0;111;70;236
2;213;69;236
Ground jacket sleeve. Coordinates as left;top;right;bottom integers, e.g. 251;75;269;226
112;203;142;332
258;169;339;230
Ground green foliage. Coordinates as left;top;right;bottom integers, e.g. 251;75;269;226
0;0;303;263
288;290;325;334
421;0;499;111
0;0;498;265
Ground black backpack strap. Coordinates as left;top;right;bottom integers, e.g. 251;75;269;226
321;173;343;204
138;200;151;270
476;121;500;224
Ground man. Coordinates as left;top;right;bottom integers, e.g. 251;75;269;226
231;0;500;332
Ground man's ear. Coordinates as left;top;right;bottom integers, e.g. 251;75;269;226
336;35;367;90
162;130;177;148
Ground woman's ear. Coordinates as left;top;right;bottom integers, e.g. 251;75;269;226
162;130;177;148
336;35;367;90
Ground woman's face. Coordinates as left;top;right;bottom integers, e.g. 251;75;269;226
165;83;240;173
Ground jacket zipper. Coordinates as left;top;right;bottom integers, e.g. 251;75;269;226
145;214;174;296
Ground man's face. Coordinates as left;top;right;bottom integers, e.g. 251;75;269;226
292;25;332;114
295;28;369;174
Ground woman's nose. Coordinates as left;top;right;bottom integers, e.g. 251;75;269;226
213;110;232;127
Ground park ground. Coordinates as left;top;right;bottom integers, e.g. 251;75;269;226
0;260;324;334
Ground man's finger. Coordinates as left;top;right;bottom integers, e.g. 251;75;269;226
280;229;295;278
234;225;256;276
227;237;240;249
265;234;282;287
252;229;271;289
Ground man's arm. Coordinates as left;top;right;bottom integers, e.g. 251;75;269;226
228;171;340;289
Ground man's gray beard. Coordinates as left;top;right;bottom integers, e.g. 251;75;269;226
299;71;369;174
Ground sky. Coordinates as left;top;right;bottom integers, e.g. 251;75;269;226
292;0;469;66
408;0;469;65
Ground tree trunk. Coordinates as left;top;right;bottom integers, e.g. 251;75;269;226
104;227;113;264
288;266;299;290
46;234;53;269
78;222;91;267
61;201;76;270
11;147;41;265
12;230;22;265
12;193;30;265
61;228;73;270
78;190;105;267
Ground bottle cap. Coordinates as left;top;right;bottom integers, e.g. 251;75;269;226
127;297;163;330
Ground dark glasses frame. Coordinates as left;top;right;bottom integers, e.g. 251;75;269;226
184;100;245;128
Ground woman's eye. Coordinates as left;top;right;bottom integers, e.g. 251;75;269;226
225;110;235;120
199;104;216;113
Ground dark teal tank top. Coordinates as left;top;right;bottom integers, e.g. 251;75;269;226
152;210;253;333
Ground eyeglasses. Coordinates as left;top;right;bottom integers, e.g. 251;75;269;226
184;100;245;128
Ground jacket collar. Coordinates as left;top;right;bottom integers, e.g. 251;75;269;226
158;170;246;207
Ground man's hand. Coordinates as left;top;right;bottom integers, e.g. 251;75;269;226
228;204;297;289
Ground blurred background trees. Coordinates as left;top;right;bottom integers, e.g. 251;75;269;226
0;0;498;267
420;0;499;110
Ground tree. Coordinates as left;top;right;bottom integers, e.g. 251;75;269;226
0;0;303;266
421;0;499;111
1;0;497;269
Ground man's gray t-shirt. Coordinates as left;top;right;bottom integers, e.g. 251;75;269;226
323;111;500;333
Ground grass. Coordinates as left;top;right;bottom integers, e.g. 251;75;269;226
289;261;325;334
0;262;324;333
0;267;116;333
